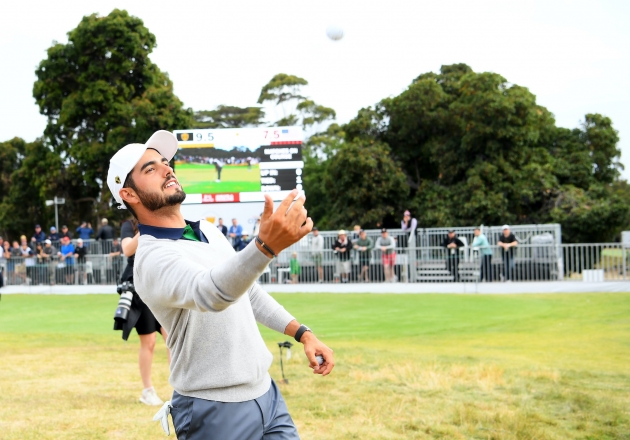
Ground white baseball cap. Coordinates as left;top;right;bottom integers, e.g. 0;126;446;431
107;130;179;208
502;224;510;230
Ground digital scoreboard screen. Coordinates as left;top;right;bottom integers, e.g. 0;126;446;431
172;126;303;204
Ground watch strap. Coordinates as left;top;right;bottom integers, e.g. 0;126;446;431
294;324;311;343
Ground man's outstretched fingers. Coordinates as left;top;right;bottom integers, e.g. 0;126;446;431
295;206;307;227
277;189;298;215
255;188;313;254
287;194;306;216
299;218;314;237
261;194;274;221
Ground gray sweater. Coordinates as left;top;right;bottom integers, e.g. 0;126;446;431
134;220;294;402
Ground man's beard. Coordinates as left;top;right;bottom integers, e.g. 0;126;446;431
136;186;186;212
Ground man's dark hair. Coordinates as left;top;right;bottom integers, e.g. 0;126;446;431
122;173;139;219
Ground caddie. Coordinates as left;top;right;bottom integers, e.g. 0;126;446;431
107;130;335;439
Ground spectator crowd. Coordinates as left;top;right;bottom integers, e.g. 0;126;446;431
0;210;521;288
0;219;122;287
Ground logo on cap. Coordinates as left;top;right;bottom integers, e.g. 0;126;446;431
115;176;121;184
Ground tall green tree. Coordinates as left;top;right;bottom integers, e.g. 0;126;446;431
32;9;192;225
257;74;336;129
547;114;628;242
302;123;344;227
316;64;628;241
0;138;63;240
322;139;408;228
192;105;265;129
303;122;411;229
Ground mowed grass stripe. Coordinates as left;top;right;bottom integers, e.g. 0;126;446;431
1;293;629;439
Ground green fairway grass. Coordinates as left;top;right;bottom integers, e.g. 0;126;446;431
175;162;261;193
1;293;629;439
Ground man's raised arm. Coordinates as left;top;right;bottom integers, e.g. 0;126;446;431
135;189;313;312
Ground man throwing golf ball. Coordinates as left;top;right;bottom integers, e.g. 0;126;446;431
107;130;334;439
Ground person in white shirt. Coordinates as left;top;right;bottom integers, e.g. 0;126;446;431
214;158;224;182
401;210;418;247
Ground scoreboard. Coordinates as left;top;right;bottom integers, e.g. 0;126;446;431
172;126;304;204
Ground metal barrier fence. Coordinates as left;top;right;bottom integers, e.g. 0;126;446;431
9;223;560;262
259;243;628;284
0;255;124;286
2;242;627;287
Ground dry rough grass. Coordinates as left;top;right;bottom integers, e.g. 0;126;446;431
1;293;629;439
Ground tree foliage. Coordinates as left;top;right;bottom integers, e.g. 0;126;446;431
323;140;408;227
2;28;627;246
192;105;265;129
304;64;629;242
302;124;344;227
0;138;64;238
31;9;191;223
258;73;308;106
257;74;335;129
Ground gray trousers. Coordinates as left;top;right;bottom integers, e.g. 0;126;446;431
171;380;299;440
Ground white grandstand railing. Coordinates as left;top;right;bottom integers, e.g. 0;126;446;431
1;242;628;287
4;223;561;260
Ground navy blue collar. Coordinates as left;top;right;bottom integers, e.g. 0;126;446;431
138;220;208;243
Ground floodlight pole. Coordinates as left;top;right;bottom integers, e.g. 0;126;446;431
45;196;66;232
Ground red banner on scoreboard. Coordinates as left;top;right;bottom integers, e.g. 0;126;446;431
270;141;302;145
201;193;240;203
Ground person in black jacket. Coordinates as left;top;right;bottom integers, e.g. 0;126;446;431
74;238;89;285
115;218;170;406
96;218;115;253
442;230;465;282
332;229;353;283
498;225;518;281
217;218;228;237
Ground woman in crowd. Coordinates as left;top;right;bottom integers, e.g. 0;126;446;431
401;210;418;247
332;229;353;283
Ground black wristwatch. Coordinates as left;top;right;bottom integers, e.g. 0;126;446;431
294;324;312;343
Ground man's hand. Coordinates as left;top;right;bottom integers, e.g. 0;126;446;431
300;332;335;376
256;189;312;256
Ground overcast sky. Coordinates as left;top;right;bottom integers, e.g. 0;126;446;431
2;0;629;177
